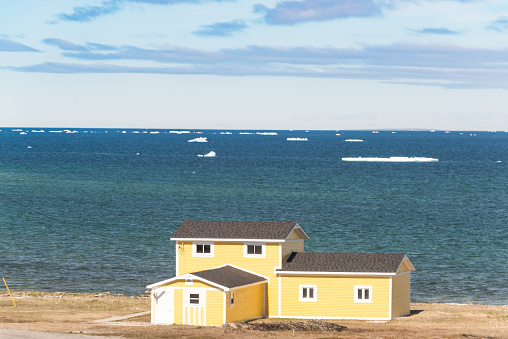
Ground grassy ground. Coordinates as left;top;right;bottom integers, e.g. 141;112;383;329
1;291;507;338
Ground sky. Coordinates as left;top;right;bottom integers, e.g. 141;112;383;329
1;0;508;130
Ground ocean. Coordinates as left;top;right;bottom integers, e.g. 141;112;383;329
1;128;507;305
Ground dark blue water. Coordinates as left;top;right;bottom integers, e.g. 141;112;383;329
1;128;507;305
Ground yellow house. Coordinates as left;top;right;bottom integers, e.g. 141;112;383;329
147;220;415;325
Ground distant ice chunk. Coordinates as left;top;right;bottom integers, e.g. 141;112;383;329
198;151;216;157
342;157;438;162
239;132;254;135
287;137;308;141
150;131;160;134
188;137;208;143
220;132;232;135
32;130;45;133
345;139;363;142
256;132;278;135
170;130;191;134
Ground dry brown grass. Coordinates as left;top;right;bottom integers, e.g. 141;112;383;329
1;291;507;338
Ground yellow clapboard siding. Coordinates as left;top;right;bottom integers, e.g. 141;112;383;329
281;276;390;319
173;289;183;324
205;290;224;325
177;241;280;316
396;261;410;273
226;283;264;323
286;229;304;240
391;273;411;318
281;240;304;263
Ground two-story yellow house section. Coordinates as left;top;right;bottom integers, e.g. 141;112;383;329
170;220;309;317
276;252;415;320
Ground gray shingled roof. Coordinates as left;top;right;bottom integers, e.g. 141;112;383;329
277;252;408;273
171;220;305;240
191;265;267;289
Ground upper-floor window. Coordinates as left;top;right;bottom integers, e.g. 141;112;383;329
354;286;372;303
299;285;317;302
192;242;214;257
244;243;265;258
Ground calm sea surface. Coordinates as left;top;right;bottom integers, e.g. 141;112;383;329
1;128;507;305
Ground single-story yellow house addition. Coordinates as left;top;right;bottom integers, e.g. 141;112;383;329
147;220;415;325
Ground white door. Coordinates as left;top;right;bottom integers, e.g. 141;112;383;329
154;288;174;324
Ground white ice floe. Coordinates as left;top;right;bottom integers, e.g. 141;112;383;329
64;129;78;133
342;157;438;162
150;131;160;134
49;130;63;133
188;137;208;143
198;151;216;157
32;130;45;133
256;132;278;135
220;132;232;134
170;130;191;134
345;139;363;142
19;131;27;135
12;129;23;131
372;131;379;134
239;132;254;135
287;137;308;141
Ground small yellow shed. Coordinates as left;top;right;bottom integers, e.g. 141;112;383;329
147;264;268;325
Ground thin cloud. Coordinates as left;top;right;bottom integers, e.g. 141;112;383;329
0;38;39;52
9;40;508;89
486;15;508;32
194;20;248;37
56;0;123;22
253;0;384;25
43;38;88;51
407;27;461;35
54;0;232;23
59;42;508;69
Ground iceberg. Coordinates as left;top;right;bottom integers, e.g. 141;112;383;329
170;130;191;134
188;137;208;143
287;137;308;141
198;151;216;157
345;139;363;142
342;157;438;162
256;132;278;136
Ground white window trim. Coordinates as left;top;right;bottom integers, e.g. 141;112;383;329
354;285;372;303
244;242;266;258
185;290;205;307
299;285;317;302
192;242;214;257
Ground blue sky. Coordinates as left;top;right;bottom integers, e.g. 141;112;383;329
1;0;508;130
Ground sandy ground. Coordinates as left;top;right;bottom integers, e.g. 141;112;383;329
1;291;507;338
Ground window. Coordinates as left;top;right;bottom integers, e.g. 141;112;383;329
299;285;317;302
230;292;235;306
354;286;372;303
185;291;204;306
192;242;214;257
244;243;265;258
189;293;200;305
